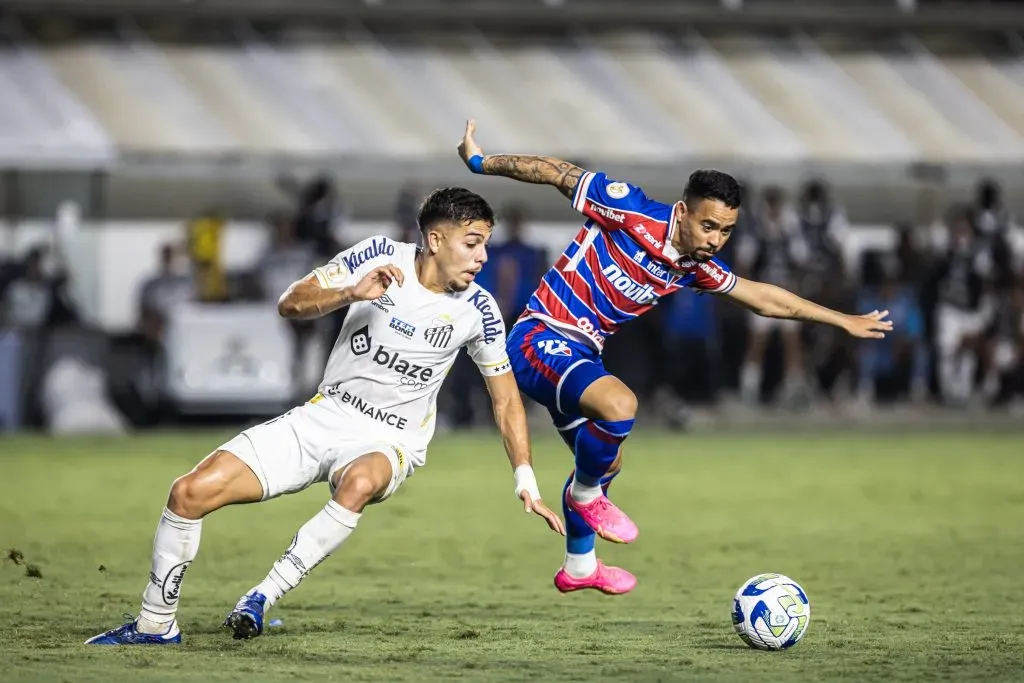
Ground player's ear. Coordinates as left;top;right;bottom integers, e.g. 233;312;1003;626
425;228;442;254
675;200;688;218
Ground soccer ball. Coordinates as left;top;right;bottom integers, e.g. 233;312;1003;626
731;573;810;650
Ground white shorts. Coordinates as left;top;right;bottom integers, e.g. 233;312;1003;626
219;400;418;502
749;312;800;334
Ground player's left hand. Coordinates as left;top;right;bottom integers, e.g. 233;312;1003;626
519;491;566;536
457;119;484;168
844;309;894;339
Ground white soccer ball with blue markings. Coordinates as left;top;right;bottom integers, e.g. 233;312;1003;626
731;573;810;650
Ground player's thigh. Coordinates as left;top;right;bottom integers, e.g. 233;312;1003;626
218;405;327;502
168;449;263;518
327;440;412;509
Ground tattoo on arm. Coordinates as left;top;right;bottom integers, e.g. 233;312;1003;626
482;155;586;199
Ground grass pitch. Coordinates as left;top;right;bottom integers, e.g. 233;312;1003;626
1;429;1023;681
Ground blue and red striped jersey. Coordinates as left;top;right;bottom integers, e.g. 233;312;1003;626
522;171;736;350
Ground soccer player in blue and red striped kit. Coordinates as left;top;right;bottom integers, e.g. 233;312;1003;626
459;120;894;595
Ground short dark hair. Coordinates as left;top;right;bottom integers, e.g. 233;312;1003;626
417;187;495;232
683;170;742;209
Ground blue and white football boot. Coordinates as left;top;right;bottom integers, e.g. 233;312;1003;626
85;615;181;645
224;591;267;640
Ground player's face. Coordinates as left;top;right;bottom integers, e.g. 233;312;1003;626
434;220;493;292
675;198;738;262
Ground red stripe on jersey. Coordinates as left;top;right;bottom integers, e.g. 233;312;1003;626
521;325;561;387
558;268;617;329
535;280;577;323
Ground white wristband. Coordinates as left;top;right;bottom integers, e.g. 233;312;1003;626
513;465;541;501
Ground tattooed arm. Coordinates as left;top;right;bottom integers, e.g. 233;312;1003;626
457;119;586;200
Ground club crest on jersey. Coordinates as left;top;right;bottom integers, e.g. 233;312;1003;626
350;325;371;355
373;293;395;312
538;339;571;356
342;237;395;273
389;317;415;338
601;263;657;305
606;182;630;199
424;321;454;348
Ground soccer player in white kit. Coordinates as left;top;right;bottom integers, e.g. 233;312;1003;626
86;188;565;645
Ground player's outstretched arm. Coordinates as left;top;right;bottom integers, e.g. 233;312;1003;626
278;264;404;320
725;276;894;339
457;119;586;200
483;371;566;536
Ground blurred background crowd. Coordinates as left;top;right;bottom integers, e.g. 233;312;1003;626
1;0;1023;433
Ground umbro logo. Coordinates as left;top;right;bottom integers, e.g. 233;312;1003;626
373;293;395;312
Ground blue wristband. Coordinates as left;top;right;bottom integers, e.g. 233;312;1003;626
467;154;485;174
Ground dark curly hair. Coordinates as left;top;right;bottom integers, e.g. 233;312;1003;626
683;170;742;209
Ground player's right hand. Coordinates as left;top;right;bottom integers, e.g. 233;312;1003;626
520;490;567;536
844;309;894;339
353;264;404;301
457;119;484;168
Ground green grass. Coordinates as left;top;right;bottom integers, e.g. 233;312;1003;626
2;430;1023;681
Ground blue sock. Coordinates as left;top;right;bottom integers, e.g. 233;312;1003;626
563;469;620;554
573;418;634;483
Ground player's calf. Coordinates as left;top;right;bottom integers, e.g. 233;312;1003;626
226;453;393;640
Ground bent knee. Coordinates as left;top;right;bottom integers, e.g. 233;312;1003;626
168;474;213;519
335;458;392;507
599;389;638;423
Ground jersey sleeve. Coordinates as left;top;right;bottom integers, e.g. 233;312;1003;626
464;289;512;377
571;171;656;231
689;257;737;295
311;235;398;289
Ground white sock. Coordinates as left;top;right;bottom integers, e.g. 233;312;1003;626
564;551;598;578
138;507;202;633
570;476;602;504
251;500;361;610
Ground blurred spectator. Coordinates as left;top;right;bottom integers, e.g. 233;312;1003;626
487;205;548;324
798;178;849;296
797;178;854;401
655;289;721;429
970;178;1017;288
979;278;1024;407
0;244;77;330
736;186;809;405
137;242;196;343
255;211;317;397
932;204;995;406
856;254;929;406
186;210;228;303
279;173;344;261
393;182;422;245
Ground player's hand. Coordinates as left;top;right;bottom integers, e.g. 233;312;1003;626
844;309;894;339
519;491;566;536
457;119;485;168
352;264;404;301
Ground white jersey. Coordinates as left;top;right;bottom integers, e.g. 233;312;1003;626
309;237;510;463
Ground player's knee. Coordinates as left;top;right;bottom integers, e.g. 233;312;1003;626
167;474;213;519
600;388;638;423
335;460;390;510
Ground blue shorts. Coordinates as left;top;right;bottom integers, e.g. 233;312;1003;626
506;318;611;448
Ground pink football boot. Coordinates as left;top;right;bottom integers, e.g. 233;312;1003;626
564;487;639;544
554;561;637;595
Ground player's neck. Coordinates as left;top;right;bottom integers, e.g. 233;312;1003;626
414;251;449;294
